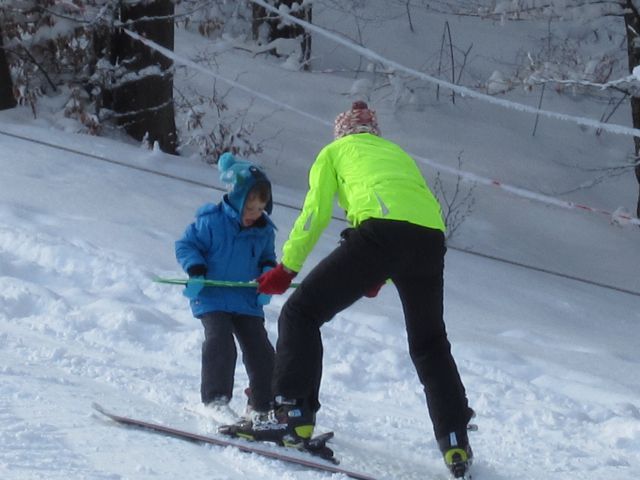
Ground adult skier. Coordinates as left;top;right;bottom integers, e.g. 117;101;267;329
227;101;475;478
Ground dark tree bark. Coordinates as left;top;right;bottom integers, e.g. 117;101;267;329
624;1;640;218
0;25;17;110
108;0;177;153
252;1;312;69
252;4;268;41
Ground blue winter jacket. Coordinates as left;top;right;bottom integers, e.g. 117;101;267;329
175;198;277;318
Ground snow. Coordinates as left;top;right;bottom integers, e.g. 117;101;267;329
1;3;640;480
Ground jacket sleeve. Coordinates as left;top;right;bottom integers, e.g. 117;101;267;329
259;227;277;271
281;150;338;272
175;214;213;273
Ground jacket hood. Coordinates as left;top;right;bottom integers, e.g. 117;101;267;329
218;152;273;216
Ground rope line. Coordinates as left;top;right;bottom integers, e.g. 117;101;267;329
1;127;638;297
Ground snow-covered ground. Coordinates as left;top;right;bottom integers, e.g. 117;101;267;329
1;3;640;479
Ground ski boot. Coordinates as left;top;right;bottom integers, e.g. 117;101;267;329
220;396;314;444
201;395;239;424
219;397;333;460
438;429;474;479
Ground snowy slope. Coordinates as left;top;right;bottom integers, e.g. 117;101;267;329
1;2;640;479
1;120;639;480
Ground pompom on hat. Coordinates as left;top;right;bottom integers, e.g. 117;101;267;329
333;101;381;139
218;152;273;215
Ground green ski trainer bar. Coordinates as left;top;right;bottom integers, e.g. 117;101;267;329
153;277;300;289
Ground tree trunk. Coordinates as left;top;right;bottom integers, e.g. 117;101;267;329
624;1;640;218
0;25;17;110
108;0;177;154
252;1;312;69
252;4;268;42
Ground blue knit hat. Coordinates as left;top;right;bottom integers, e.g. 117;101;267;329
218;152;273;215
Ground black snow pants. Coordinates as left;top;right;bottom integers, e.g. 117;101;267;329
272;218;471;440
200;312;275;411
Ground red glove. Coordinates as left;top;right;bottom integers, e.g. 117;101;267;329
257;263;297;295
364;282;384;298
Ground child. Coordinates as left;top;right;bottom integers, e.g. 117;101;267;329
175;152;276;420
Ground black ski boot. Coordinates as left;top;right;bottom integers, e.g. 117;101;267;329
220;396;316;448
438;429;473;479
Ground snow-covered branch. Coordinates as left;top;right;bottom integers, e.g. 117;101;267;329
248;0;640;138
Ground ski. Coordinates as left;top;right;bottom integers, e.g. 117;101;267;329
92;403;376;480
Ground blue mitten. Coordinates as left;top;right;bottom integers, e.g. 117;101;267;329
183;276;205;299
257;266;273;305
257;292;272;306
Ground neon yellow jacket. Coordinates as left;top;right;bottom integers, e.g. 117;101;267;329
282;133;445;272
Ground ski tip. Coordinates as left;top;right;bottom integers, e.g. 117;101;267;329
92;402;116;420
92;402;118;420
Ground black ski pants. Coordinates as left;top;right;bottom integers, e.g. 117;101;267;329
272;218;471;440
200;312;275;411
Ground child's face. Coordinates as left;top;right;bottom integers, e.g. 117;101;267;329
242;195;268;227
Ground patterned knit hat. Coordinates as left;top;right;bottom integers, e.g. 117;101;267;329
333;101;381;139
218;152;273;215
